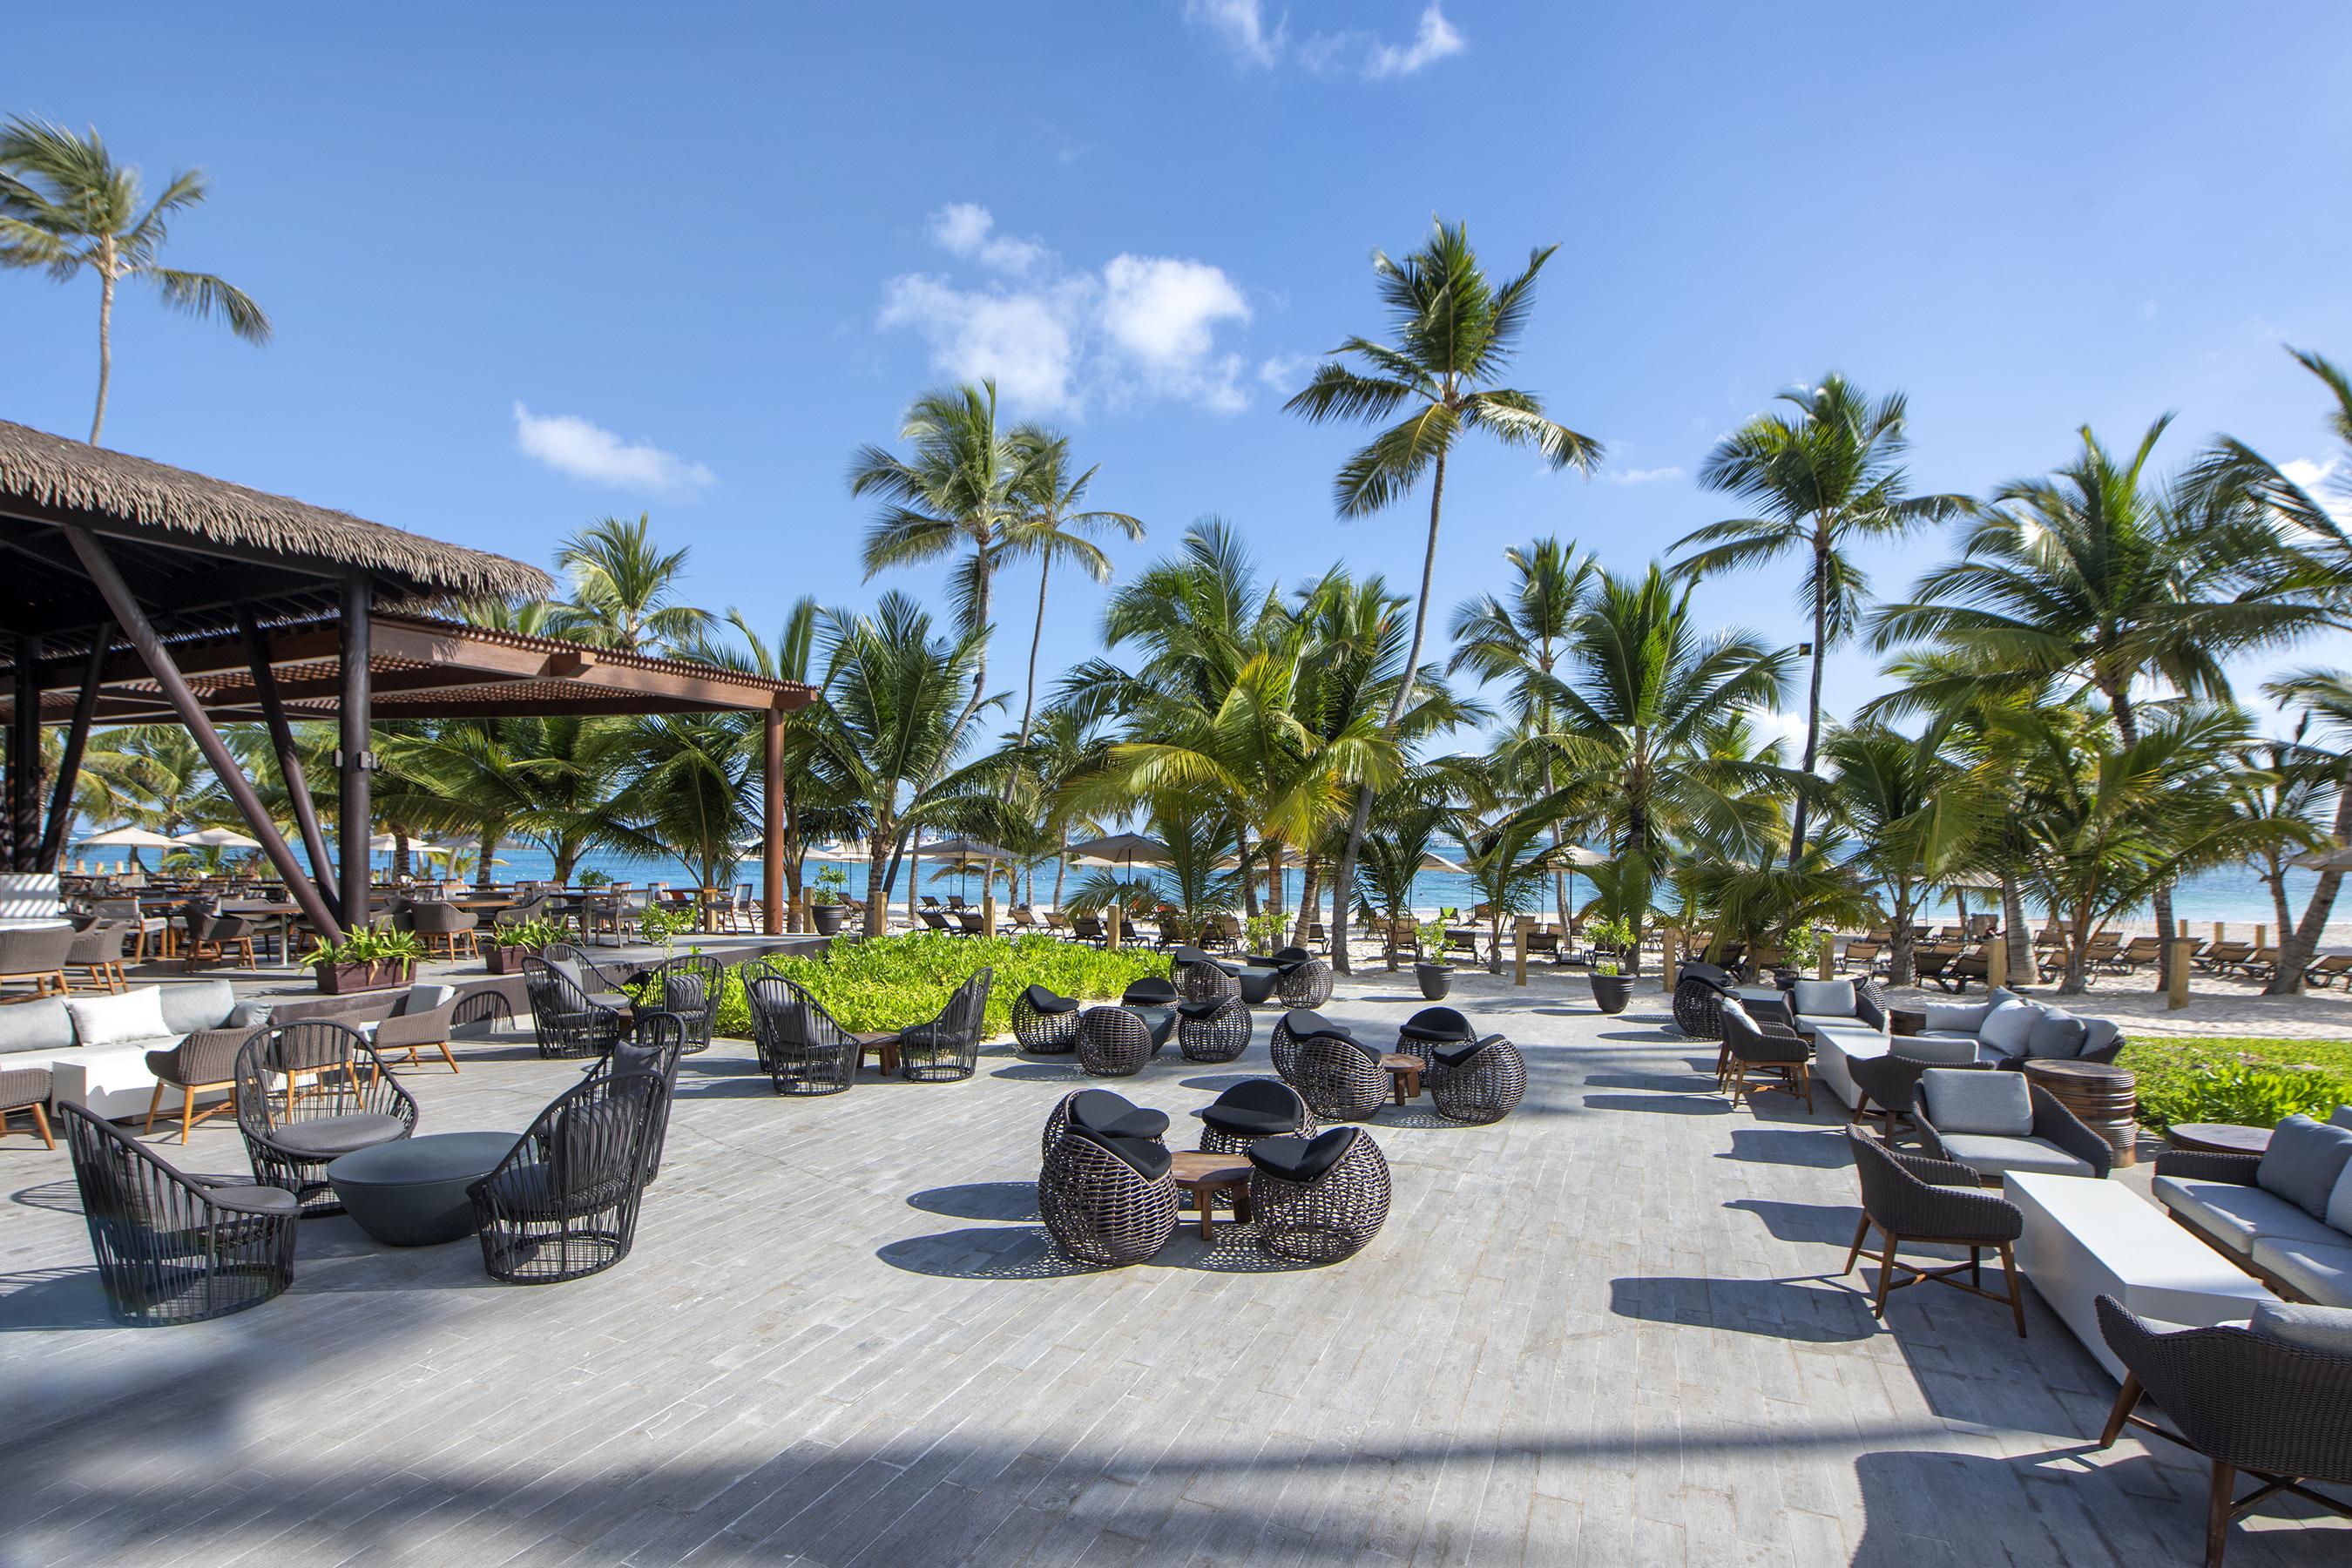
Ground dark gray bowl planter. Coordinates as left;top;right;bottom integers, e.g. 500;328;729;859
1415;963;1453;1001
1589;974;1632;1014
810;902;848;936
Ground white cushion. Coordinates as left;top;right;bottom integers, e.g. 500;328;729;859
1922;1067;2032;1137
64;986;172;1048
2248;1297;2352;1348
406;982;458;1013
1790;979;1855;1017
1977;998;2045;1055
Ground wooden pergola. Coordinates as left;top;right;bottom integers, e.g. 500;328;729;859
0;419;814;938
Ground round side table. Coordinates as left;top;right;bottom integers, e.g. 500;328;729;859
327;1130;516;1246
2166;1122;2274;1158
2022;1058;2139;1167
1887;1007;1927;1038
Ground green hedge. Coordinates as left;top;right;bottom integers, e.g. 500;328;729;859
2119;1036;2352;1131
701;931;1173;1039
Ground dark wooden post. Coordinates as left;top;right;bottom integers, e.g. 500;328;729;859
763;705;785;936
63;530;341;939
338;573;373;929
9;634;40;870
239;609;340;923
38;624;111;868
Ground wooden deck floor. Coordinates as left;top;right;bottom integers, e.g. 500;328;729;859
1;966;2342;1565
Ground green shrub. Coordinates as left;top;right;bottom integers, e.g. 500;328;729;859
2119;1036;2352;1131
706;932;1173;1038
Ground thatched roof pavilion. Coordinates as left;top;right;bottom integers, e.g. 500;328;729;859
0;420;812;939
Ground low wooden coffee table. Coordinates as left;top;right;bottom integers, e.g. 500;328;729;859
1379;1051;1423;1105
2168;1122;2273;1157
1169;1151;1253;1240
854;1031;902;1076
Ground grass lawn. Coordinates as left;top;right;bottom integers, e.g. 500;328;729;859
2117;1036;2352;1129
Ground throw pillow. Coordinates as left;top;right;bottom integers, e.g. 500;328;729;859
158;977;238;1035
2328;1156;2352;1235
65;985;172;1047
405;983;458;1014
227;999;277;1028
0;996;71;1055
1921;1067;2033;1138
2256;1115;2352;1220
1921;999;1995;1035
2023;1013;2089;1060
1790;978;1855;1017
1977;998;2045;1056
2248;1301;2352;1357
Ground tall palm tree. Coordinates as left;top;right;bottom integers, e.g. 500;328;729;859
1450;537;1598;927
1286;220;1602;970
1820;720;1997;985
2189;345;2352;597
1001;433;1143;751
551;513;712;654
849;381;1042;740
0;116;270;444
2259;671;2352;994
1676;376;1962;861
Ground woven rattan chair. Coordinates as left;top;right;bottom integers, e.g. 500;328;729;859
1121;976;1179;1008
1;1063;52;1147
1270;1008;1348;1080
1672;961;1738;1039
2092;1294;2352;1566
1842;1127;2026;1336
1175;994;1252;1062
1274;955;1333;1008
1394;1005;1475;1066
899;968;990;1082
1282;1030;1389;1122
1011;983;1083;1053
745;974;858;1094
0;923;74;996
1427;1035;1527;1125
1720;997;1813;1112
1038;1124;1179;1266
1192;1078;1313;1154
582;1011;686;1181
1041;1087;1170;1161
143;1025;252;1143
523;955;630;1060
643;953;724;1054
64;919;131;992
60;1100;299;1325
233;1021;419;1215
1248;1125;1390;1263
1078;1005;1154;1078
1173;947;1239;1004
406;899;479;959
469;1066;670;1284
1845;1049;1985;1139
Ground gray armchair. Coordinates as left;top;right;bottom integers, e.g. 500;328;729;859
144;1028;250;1144
1843;1127;2027;1336
0;923;74;997
1913;1069;2112;1182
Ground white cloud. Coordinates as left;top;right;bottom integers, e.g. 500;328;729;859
1301;3;1466;79
1258;351;1316;389
511;404;715;497
1605;465;1685;485
1186;0;1282;68
878;210;1257;416
2281;456;2352;524
925;202;1050;274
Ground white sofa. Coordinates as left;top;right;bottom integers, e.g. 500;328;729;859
3;980;250;1119
1811;987;2121;1112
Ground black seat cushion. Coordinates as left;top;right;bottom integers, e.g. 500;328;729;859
1073;1126;1172;1179
1066;1089;1170;1141
1398;1006;1474;1044
1121;978;1179;1005
1433;1037;1497;1069
1247;1127;1358;1183
264;1112;409;1159
1281;1008;1348;1039
607;1038;667;1078
1175;997;1229;1020
1024;983;1079;1015
1269;946;1313;967
1198;1102;1301;1137
199;1181;301;1215
1335;1035;1384;1064
1172;946;1214;966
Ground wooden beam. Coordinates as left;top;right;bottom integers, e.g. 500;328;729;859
62;529;341;941
338;573;373;928
38;623;109;868
9;634;37;870
764;708;785;936
240;608;340;925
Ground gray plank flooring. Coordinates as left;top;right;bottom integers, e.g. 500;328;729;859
1;963;2344;1565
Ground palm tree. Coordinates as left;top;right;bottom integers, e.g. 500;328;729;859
605;714;761;901
2189;345;2352;597
1675;376;1963;861
849;382;1042;740
1820;720;1997;984
1001;433;1143;751
2228;733;2334;951
1450;537;1598;927
0;116;270;444
1286;220;1602;970
551;514;712;654
2259;671;2352;994
1448;811;1560;973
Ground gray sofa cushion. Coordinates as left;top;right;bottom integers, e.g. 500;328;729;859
0;996;71;1055
1796;1012;1872;1036
2330;1160;2352;1235
1936;1132;2098;1181
2335;1105;2352;1131
159;978;240;1035
2023;1013;2088;1060
2247;1240;2352;1312
1977;998;2044;1056
1790;978;1854;1017
2256;1115;2352;1220
1922;1068;2032;1137
2078;1017;2120;1058
1921;1000;1994;1035
2153;1174;2345;1256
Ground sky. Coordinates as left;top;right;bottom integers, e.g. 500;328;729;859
6;1;2352;748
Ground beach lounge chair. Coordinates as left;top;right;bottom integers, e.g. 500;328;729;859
2196;940;2254;972
2236;945;2282;981
1071;914;1107;945
2081;932;2127;973
1380;917;1420;964
2115;936;2164;973
1936;944;1992;993
1911;943;1963;987
1840;939;1885;977
2306;952;2352;988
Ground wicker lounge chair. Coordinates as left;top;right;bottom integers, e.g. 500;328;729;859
522;955;630;1060
1720;997;1812;1113
1427;1035;1527;1125
643;953;725;1054
61;1100;298;1324
233;1021;419;1215
582;1011;686;1181
64;920;132;992
1175;993;1252;1062
1274;954;1332;1008
1173;946;1239;1003
1281;1030;1388;1122
1270;1007;1347;1079
1038;1120;1178;1266
1041;1087;1170;1161
1672;961;1739;1039
747;974;859;1095
1;1062;52;1147
1192;1078;1313;1154
899;968;990;1081
1842;1127;2026;1336
1010;983;1083;1054
1394;1005;1475;1065
1248;1126;1390;1263
1078;1005;1154;1078
469;1065;670;1284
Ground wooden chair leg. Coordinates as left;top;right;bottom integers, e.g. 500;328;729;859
437;1041;460;1072
28;1099;51;1149
179;1086;197;1144
1872;1233;1902;1317
143;1080;165;1135
1842;1214;1872;1276
2207;1460;2237;1568
2097;1375;2143;1449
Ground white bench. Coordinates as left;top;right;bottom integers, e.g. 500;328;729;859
2010;1171;2278;1381
1811;1023;1973;1111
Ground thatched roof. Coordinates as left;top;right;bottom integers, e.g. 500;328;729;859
0;418;552;600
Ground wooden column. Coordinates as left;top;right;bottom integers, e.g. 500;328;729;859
63;529;340;939
1661;926;1680;991
762;707;784;936
240;610;339;922
1986;934;2008;990
10;634;40;869
338;574;373;929
38;624;108;868
2166;924;2192;1010
1512;922;1527;986
1106;902;1122;950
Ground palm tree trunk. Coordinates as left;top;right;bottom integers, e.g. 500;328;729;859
1053;839;1068;909
2268;767;2352;996
2002;875;2031;986
949;552;992;743
91;262;115;446
1328;446;1450;975
1291;852;1321;949
1019;556;1050;749
2108;682;2179;990
476;831;497;892
1788;537;1828;863
865;826;892;938
1889;890;1916;988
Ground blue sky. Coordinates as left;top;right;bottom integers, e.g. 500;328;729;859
6;1;2352;743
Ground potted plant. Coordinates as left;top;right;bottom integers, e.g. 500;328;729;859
1586;916;1636;1013
808;864;851;936
300;924;423;994
487;915;570;975
1411;919;1453;997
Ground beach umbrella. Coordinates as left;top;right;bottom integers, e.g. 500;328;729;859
76;826;181;850
1066;833;1170;868
920;836;1014;861
174;827;260;850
